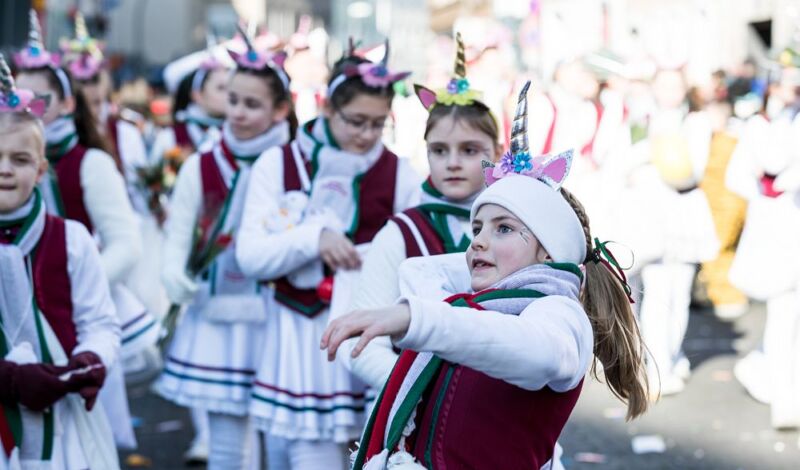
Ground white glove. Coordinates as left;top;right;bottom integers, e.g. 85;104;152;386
162;265;199;304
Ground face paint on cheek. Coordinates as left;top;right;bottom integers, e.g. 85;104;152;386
519;228;532;245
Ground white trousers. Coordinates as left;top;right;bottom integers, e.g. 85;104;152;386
191;407;210;446
640;263;695;382
208;412;251;470
764;291;800;428
265;435;346;470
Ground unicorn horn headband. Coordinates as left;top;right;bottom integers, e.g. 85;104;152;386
414;32;484;110
14;9;61;70
327;37;411;98
62;12;105;81
228;22;290;91
483;81;574;191
0;53;50;117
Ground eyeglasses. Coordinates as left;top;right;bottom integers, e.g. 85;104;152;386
335;109;388;134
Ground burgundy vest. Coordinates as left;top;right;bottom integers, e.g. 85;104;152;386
198;150;230;226
410;362;583;469
30;215;79;354
390;208;446;258
173;122;195;150
272;143;398;317
51;145;93;233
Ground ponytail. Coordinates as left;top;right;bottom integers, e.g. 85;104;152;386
561;188;649;420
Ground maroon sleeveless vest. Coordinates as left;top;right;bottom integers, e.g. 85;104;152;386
51;144;93;233
389;208;446;258
31;215;79;354
272;143;398;317
173;122;194;150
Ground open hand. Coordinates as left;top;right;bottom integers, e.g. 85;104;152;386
320;304;411;361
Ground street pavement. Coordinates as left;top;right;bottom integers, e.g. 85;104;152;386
121;303;800;469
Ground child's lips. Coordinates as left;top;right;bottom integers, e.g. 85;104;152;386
471;259;494;271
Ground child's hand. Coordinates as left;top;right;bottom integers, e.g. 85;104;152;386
320;304;411;361
319;229;361;271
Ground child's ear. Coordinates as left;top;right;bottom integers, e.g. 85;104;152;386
62;95;77;115
36;157;49;183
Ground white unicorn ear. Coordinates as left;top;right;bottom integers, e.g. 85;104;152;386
537;149;574;191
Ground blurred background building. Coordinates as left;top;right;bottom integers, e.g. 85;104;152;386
1;0;800;90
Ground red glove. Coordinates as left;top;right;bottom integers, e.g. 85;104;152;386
0;360;86;412
67;352;107;411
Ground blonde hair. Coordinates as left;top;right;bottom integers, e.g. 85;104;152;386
0;112;46;160
561;188;649;420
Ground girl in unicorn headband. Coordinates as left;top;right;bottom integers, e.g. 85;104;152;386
323;81;649;470
153;33;232;163
153;23;294;470
336;30;502;398
14;8;147;451
61;11;170;371
235;37;419;469
0;52;121;470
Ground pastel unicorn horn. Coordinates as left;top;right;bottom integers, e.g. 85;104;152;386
74;12;89;42
454;32;466;79
28;9;45;50
0;54;14;96
510;80;531;157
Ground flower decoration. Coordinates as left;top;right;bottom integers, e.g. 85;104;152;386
327;39;411;97
14;10;61;70
0;53;50;117
228;23;290;90
414;32;485;110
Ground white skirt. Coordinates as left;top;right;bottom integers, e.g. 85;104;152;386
111;284;159;360
249;301;368;443
153;297;268;416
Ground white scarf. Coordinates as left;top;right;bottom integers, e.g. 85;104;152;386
177;104;225;148
44;116;77;147
415;180;479;253
295;117;386;234
200;121;290;322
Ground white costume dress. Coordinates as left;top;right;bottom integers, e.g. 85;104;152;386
0;194;120;470
39;120;147;449
726;111;800;428
236;118;419;452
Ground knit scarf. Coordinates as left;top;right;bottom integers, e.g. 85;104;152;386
0;190;56;462
295;117;386;237
353;263;583;470
199;121;290;322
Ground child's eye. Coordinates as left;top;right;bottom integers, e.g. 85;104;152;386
228;95;238;105
471;226;481;236
497;224;513;234
463;146;478;155
429;146;447;156
245;99;262;109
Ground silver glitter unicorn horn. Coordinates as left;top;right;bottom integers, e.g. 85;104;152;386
454;32;466;78
510;80;531;157
28;9;45;50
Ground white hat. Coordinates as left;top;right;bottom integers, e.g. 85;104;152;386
473;81;586;264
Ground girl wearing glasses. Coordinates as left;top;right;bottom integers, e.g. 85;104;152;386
236;39;419;469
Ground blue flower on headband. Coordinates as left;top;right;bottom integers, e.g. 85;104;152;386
457;78;469;93
513;151;533;173
247;50;259;63
446;79;459;94
30;47;41;57
7;93;20;107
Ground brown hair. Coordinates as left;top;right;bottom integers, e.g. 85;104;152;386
328;56;395;110
423;102;500;149
20;66;112;155
561;188;649;420
233;66;298;139
0;112;46;160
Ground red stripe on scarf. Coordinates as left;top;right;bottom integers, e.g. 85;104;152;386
364;350;420;460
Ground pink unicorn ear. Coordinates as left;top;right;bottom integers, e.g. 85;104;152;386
271;51;288;69
537;149;573;190
414;84;437;111
227;49;242;63
28;95;50;117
